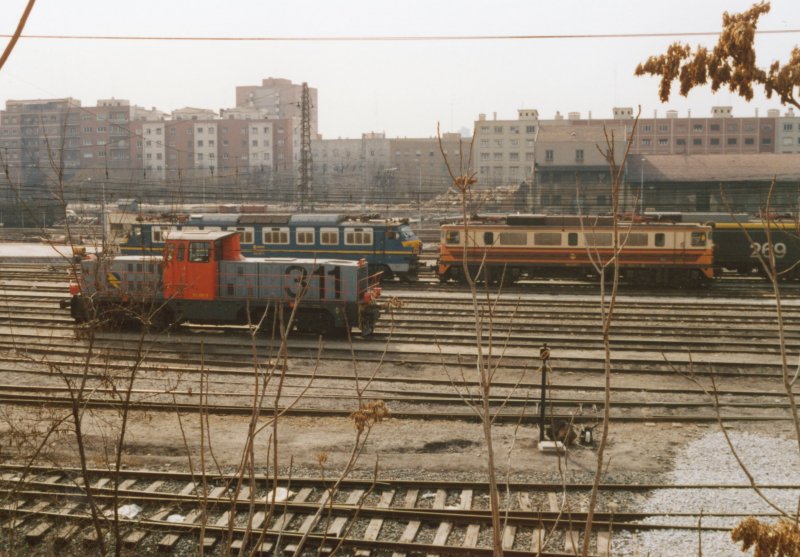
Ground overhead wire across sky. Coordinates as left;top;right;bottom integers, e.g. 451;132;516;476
1;29;799;41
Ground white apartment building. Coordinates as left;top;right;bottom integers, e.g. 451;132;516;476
473;109;539;187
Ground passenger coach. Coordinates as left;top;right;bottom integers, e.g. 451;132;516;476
437;215;714;286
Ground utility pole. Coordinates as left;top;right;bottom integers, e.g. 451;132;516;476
298;82;313;211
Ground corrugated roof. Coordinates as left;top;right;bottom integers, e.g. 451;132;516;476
633;154;800;182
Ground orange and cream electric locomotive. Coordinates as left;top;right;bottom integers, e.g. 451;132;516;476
436;215;714;286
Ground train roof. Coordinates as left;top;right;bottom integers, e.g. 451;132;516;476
164;230;236;241
181;213;409;227
289;214;345;225
231;257;365;267
442;214;715;228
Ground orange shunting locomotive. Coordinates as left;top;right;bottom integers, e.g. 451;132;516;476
65;230;381;336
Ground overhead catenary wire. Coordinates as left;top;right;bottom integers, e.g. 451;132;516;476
1;29;799;42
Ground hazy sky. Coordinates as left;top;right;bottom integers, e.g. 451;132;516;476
1;0;798;139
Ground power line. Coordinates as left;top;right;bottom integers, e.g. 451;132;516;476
1;29;799;42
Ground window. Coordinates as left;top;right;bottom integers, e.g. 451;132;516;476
784;123;794;131
585;233;612;247
655;233;665;247
658;138;668;145
643;124;652;132
745;137;755;145
762;137;772;144
509;126;519;134
345;227;373;245
499;232;527;246
691;232;707;247
445;230;460;244
494;126;503;133
252;140;258;147
623;233;648;247
575;149;584;161
693;124;703;132
493;153;503;161
710;124;720;131
480;153;490;161
658;125;669;132
642;139;651;146
525;152;534;161
568;232;578;246
534;232;561;246
320;228;339;245
545;149;554;161
728;138;738;145
263;227;289;244
710;138;720;145
197;140;204;147
676;139;686;145
693;138;702;145
526;125;536;133
234;227;254;244
189;242;210;262
483;231;494;245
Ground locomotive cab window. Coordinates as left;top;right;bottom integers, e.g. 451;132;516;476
320;228;339;245
568;232;578;246
189;241;211;263
177;244;185;262
655;233;666;247
296;228;315;245
445;230;460;245
483;232;494;245
263;227;289;245
691;232;707;247
345;227;373;245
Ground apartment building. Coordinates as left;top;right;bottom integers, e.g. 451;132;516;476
236;77;318;137
473;109;539;188
0;98;82;194
775;108;800;154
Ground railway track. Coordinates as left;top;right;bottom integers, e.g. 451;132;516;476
0;465;793;556
1;262;798;556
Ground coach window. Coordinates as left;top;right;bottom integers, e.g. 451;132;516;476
655;233;665;247
445;230;460;245
320;228;339;245
345;227;373;245
691;232;707;247
176;243;185;262
153;226;170;243
263;227;289;244
296;228;315;245
189;241;211;262
568;232;578;246
234;226;254;244
483;231;494;245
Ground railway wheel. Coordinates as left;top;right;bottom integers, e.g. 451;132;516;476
377;265;394;282
148;307;174;333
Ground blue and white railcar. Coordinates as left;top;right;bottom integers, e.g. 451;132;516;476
121;213;422;281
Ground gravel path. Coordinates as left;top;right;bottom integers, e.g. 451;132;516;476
612;430;800;556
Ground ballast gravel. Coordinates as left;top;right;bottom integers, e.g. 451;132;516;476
612;430;800;557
